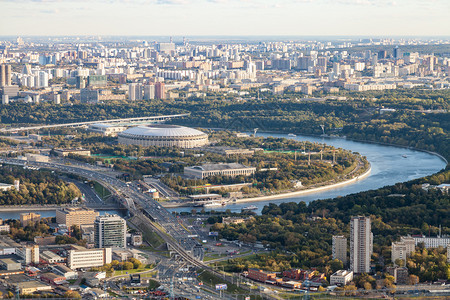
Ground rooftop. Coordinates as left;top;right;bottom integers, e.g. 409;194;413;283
188;163;252;171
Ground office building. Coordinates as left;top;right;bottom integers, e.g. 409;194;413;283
67;247;112;270
332;235;347;265
350;216;373;274
94;214;126;248
56;207;99;228
20;212;41;227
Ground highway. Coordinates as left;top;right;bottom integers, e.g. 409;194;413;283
1;157;273;299
0;113;190;132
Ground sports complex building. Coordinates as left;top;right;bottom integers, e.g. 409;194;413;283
117;124;208;148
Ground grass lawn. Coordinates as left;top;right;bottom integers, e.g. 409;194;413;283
203;253;227;262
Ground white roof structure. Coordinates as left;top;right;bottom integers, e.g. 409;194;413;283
120;124;206;138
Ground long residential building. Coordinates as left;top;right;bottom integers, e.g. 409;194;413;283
409;235;450;249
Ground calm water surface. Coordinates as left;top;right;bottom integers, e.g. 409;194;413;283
169;132;447;214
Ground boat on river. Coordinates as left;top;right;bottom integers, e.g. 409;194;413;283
242;205;258;211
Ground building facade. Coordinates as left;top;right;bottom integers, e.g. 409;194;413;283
350;216;373;274
184;163;256;179
330;270;354;286
67;248;112;270
20;212;41;227
332;235;347;265
56;207;100;228
94;214;126;248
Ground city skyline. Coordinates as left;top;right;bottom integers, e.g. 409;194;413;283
1;0;450;36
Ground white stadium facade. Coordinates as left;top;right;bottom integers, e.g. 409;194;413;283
118;124;208;148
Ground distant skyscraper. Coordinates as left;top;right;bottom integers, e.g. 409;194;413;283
94;214;126;248
0;64;11;87
378;50;387;59
332;235;347;265
393;46;402;59
350;216;373;274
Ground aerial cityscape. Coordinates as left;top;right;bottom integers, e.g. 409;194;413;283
0;0;449;299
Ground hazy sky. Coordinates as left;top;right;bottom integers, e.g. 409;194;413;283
1;0;449;36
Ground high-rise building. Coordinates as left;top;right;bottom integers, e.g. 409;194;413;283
155;82;165;99
393;46;402;59
332;235;347;265
56;207;100;228
0;64;12;87
350;216;373;274
94;214;126;248
143;84;155;100
128;83;143;101
378;50;387;59
391;241;409;266
39;71;49;88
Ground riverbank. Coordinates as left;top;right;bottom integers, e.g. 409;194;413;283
204;127;449;166
162;164;372;208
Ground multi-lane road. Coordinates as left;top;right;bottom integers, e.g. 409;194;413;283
1;157;270;299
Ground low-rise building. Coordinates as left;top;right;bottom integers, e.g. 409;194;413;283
14;280;53;294
40;251;65;264
247;268;277;282
0;224;10;233
87;124;127;136
184;163;256;179
40;272;66;285
0;183;14;192
330;270;353;286
0;257;21;270
52;265;78;280
201;147;255;157
54;148;91;157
